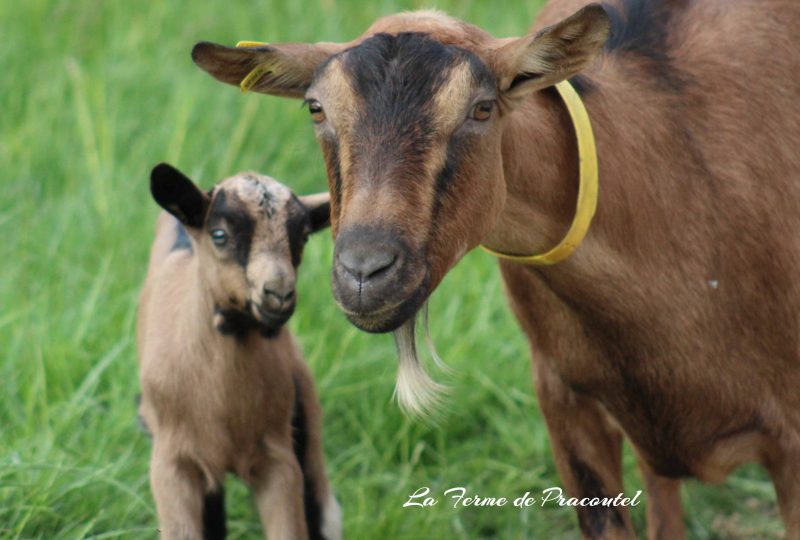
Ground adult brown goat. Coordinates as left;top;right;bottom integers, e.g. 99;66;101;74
138;163;340;540
192;0;800;537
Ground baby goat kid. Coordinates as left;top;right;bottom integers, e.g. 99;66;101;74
137;163;341;540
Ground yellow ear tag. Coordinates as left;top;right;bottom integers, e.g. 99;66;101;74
239;63;274;94
236;41;268;48
236;41;271;94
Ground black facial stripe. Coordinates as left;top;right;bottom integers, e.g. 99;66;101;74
206;190;255;267
286;196;310;267
336;32;496;197
170;220;193;253
431;161;456;228
431;132;472;223
434;135;467;197
319;137;342;218
344;33;455;114
342;33;495;113
464;49;496;90
342;33;482;181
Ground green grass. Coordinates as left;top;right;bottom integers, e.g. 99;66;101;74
0;0;784;538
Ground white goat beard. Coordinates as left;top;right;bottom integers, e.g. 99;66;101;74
392;303;447;418
422;303;451;374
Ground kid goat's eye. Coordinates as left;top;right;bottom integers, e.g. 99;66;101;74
471;100;495;121
307;100;326;123
210;229;228;246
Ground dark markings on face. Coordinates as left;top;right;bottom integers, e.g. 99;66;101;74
568;454;626;536
170;220;193;253
462;48;496;89
335;33;495;211
430;133;472;223
601;0;690;92
215;305;282;340
340;33;459;179
206;189;255;267
206;178;314;340
342;32;494;120
202;489;227;539
285;195;310;267
344;32;456;119
243;174;279;218
431;53;493;211
320;138;342;218
290;376;324;540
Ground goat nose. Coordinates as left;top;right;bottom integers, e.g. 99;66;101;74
338;246;397;281
262;285;295;307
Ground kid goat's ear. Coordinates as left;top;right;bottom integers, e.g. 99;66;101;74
150;163;210;229
298;192;331;233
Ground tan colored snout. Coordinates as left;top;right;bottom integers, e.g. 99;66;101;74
249;255;297;315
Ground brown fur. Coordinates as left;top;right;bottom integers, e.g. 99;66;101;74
138;167;340;540
193;1;800;537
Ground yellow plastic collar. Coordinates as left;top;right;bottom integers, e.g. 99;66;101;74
481;80;599;266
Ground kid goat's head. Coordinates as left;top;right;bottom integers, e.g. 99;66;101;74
151;163;330;337
192;6;609;334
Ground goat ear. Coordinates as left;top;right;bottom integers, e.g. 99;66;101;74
150;163;210;229
192;41;341;98
298;192;330;233
492;4;610;102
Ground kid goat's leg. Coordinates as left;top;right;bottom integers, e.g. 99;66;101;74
535;361;636;540
253;438;309;540
150;444;206;540
292;368;342;540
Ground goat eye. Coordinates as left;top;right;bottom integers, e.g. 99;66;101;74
471;100;495;121
307;100;326;123
210;229;228;246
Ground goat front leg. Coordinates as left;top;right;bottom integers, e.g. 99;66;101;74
535;361;636;540
149;445;206;540
252;438;309;540
767;448;800;539
292;364;342;540
636;456;684;539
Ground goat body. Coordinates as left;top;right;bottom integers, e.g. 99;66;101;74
137;165;339;540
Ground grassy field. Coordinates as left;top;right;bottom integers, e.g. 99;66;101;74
0;0;785;538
